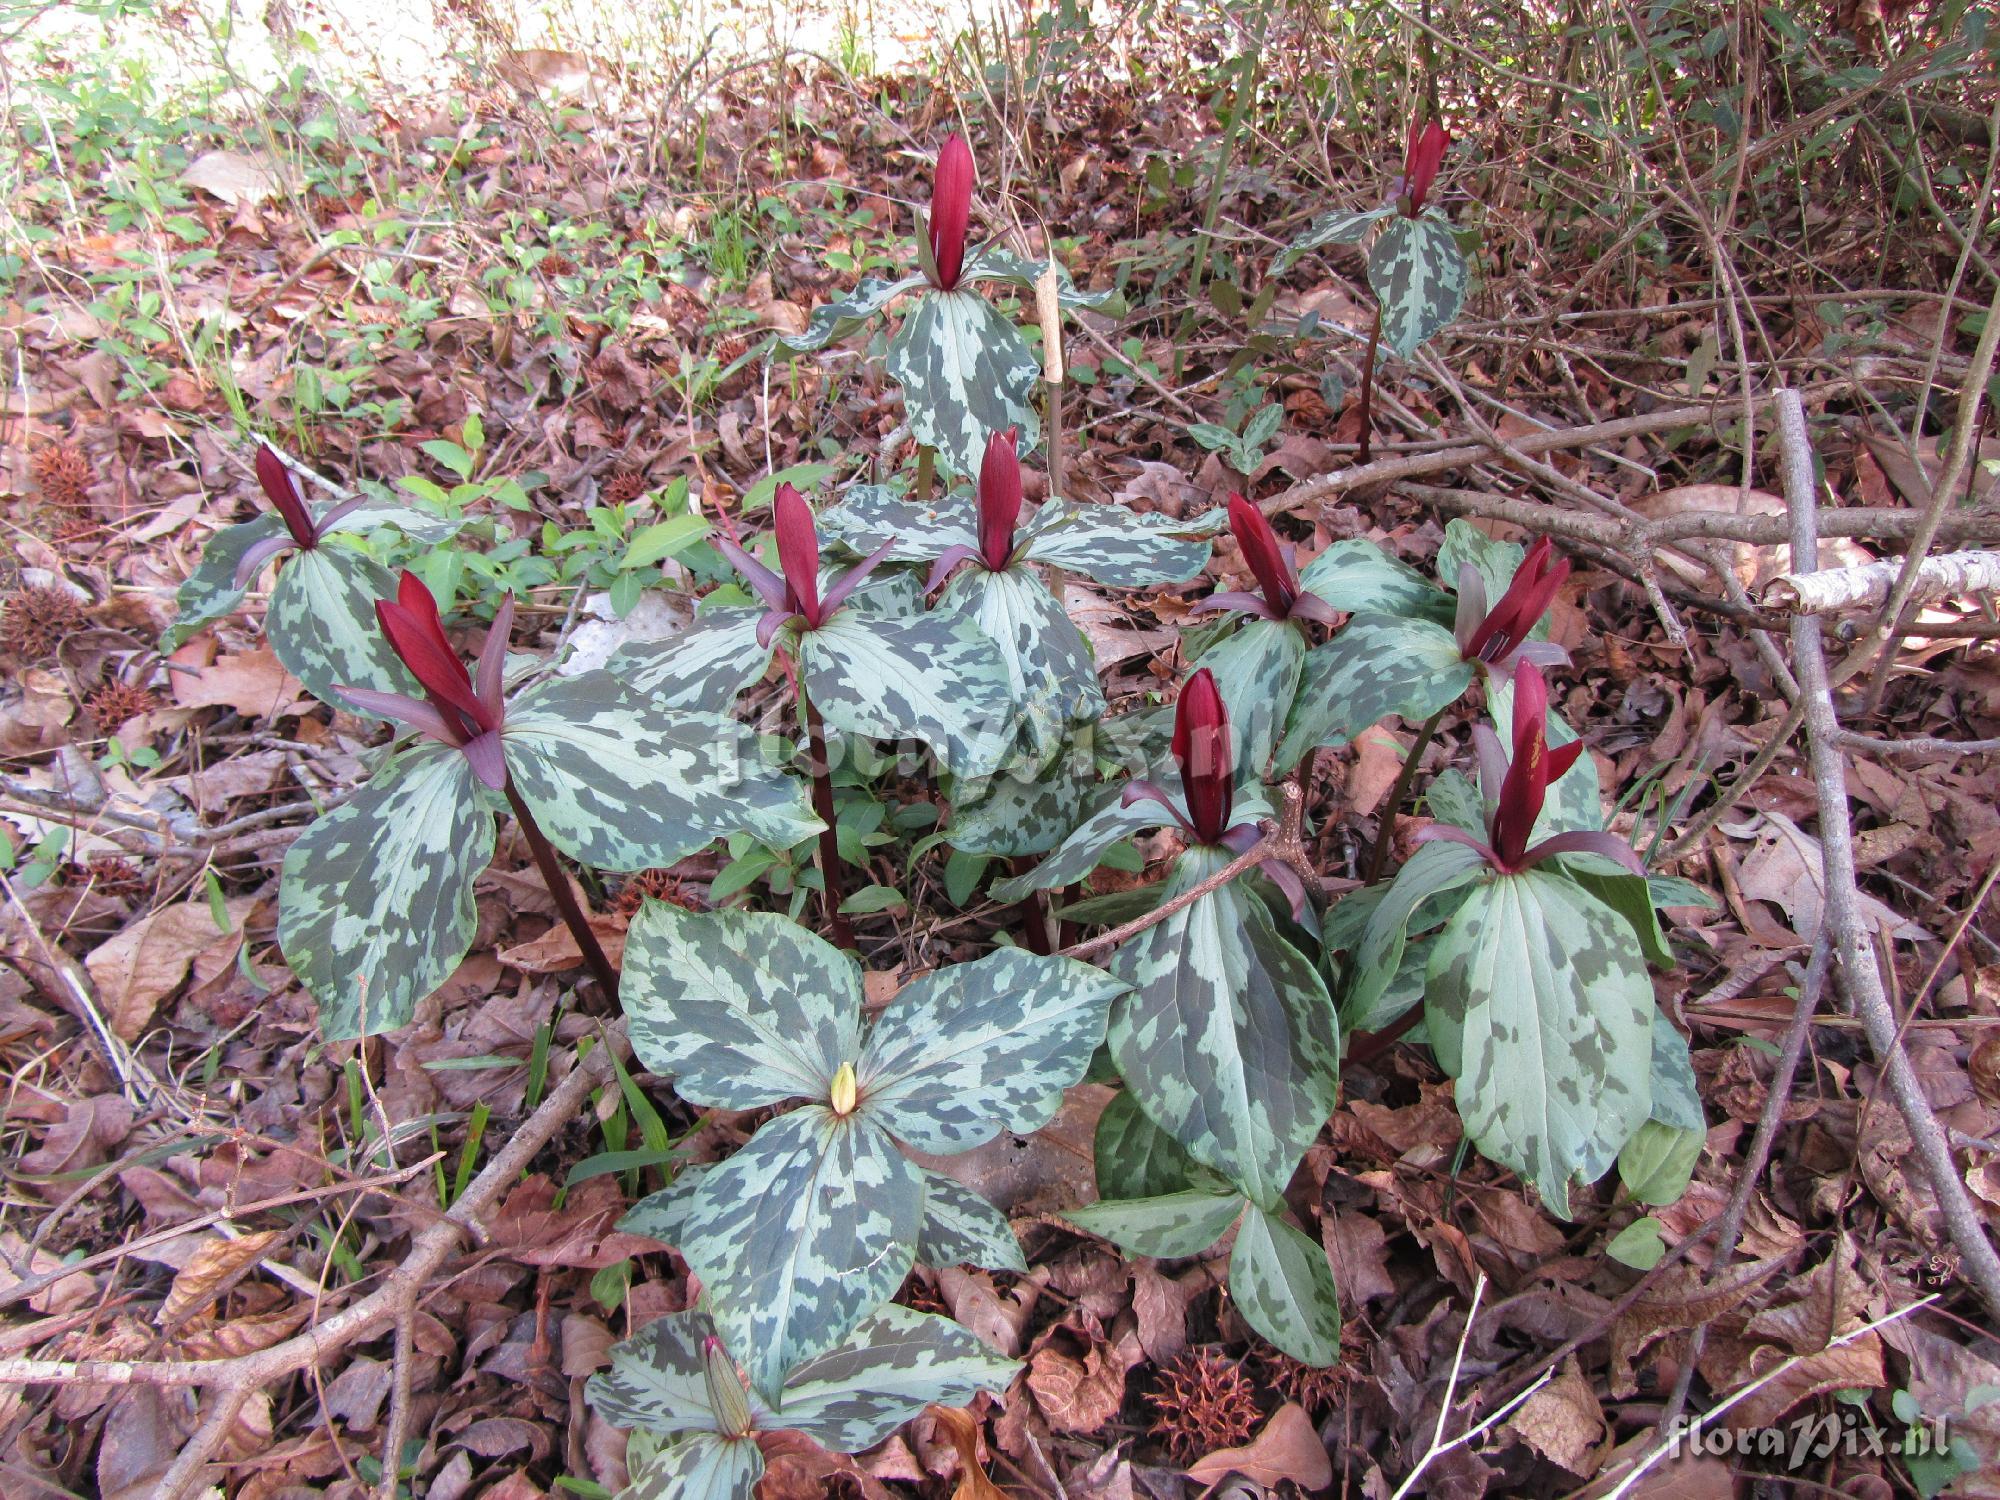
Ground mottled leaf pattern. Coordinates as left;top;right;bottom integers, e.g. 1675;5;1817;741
765;1305;1020;1448
1094;1088;1213;1200
278;745;492;1039
623;1437;764;1500
1275;614;1472;771
946;741;1095;858
1344;839;1487;1032
1296;540;1451;622
266;545;424;710
939;566;1103;759
917;1171;1026;1272
1645;1012;1705;1133
609;605;773;713
1436;518;1524;607
986;784;1171;902
958;245;1114;309
1229;1204;1342;1366
885;289;1041;477
588;1312;731;1435
162;513;286;650
778;271;927;351
621;905;858;1108
1063;1189;1244;1260
860;949;1125;1153
1020;503;1226;588
1367;213;1470;357
819;485;978;561
503;676;818;871
620;1167;710;1247
1280;204;1395;265
1190;616;1308;778
1425;870;1653;1216
675;1107;923;1403
321;498;466;544
1109;847;1340;1208
797;610;1016;779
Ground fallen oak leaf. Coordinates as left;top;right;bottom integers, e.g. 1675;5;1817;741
85;897;254;1041
1186;1402;1332;1492
927;1405;1007;1500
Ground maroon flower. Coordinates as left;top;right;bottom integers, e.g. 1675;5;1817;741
1453;536;1571;677
340;571;512;790
977;426;1023;570
233;445;370;588
925;134;974;291
1400;116;1449;217
1414;660;1643;878
1193;495;1337;626
715;483;896;646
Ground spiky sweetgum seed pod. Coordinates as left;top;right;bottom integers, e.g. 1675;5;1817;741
1258;1347;1350;1415
32;444;92;511
1148;1347;1262;1465
1;584;90;659
602;470;649;507
86;680;159;727
611;868;703;918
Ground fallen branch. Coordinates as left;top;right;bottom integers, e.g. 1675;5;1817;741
1764;549;2000;615
1775;389;2000;1324
0;1024;627;1499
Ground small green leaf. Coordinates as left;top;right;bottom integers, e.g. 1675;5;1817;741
621;514;712;570
1617;1120;1704;1206
1606;1216;1667;1269
420;438;475;479
1064;1189;1244;1259
839;884;906;914
1229;1203;1341;1366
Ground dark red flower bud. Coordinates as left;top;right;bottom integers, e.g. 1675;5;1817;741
773;483;823;627
1460;536;1569;666
1227;493;1296;618
375;571;492;739
978;427;1023;570
1401;117;1449;217
927;134;974;290
256;445;318;550
1487;661;1582;870
1172;668;1234;846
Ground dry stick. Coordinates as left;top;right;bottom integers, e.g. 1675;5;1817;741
502;780;619;1002
1057;780;1313;962
1775;388;2000;1324
0;1029;624;1499
1355;304;1383;465
1656;934;1832;1438
798;687;855;949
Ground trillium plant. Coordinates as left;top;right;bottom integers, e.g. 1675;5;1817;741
162;117;1706;1500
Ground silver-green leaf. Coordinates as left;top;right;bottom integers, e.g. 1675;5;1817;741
1019;502;1225;588
1280;205;1395;266
1190;616;1307;779
885;290;1041;478
1229;1203;1342;1366
162;513;287;651
918;1171;1027;1273
278;744;492;1039
1275;614;1472;771
266;545;425;711
938;566;1103;761
778;271;928;352
958;246;1113;309
766;1305;1020;1448
609;605;774;714
1367;213;1470;358
1063;1189;1244;1260
1296;539;1451;622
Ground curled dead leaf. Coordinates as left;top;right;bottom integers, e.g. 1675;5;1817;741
1185;1402;1332;1492
159;1228;283;1326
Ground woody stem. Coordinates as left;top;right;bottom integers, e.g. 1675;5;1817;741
1364;704;1447;886
799;685;855;948
504;779;620;1001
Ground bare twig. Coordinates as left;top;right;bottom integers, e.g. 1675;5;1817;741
1765;549;2000;615
1775;389;2000;1323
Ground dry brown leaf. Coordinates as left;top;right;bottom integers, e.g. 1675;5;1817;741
926;1405;1006;1500
1320;1210;1396;1306
1730;1337;1886;1429
1185;1402;1332;1491
1347;725;1408;816
85;896;252;1040
159;1228;282;1326
0;1229;97;1314
1732;810;1928;944
167;642;309;718
96;1387;187;1500
171;1304;308;1360
179;149;290;206
1505;1359;1605;1477
1026;1337;1129;1434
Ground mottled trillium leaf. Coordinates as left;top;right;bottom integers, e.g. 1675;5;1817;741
1425;869;1653;1217
778;270;928;352
1296;540;1452;623
763;1304;1021;1445
1344;840;1487;1031
267;545;424;710
624;1437;764;1500
675;1106;924;1404
621;905;859;1108
1229;1203;1342;1366
1279;204;1396;267
1423;768;1486;836
1191;616;1308;779
1366;212;1470;358
859;948;1126;1153
621;1165;709;1246
278;743;492;1039
957;245;1115;309
946;742;1096;858
796;609;1016;780
1644;1011;1705;1134
502;673;820;871
986;783;1173;903
1062;1188;1245;1260
1094;1088;1220;1200
1436;519;1526;611
885;289;1042;477
589;1312;732;1434
162;513;288;650
819;485;979;561
1274;614;1473;772
917;1170;1027;1272
1018;502;1227;588
1109;847;1340;1209
938;565;1103;760
1555;862;1674;965
609;605;774;713
319;498;467;545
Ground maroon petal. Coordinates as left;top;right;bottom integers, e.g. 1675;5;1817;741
977;428;1023;570
1189;591;1280;621
1227;493;1296;617
1402;118;1449;215
928;134;974;290
713;533;791;614
1121;779;1196;839
1452;562;1487;656
755;606;796;651
332;685;460;745
1172;668;1233;845
820;537;899;619
1258;854;1310;922
1517;828;1647;878
476;593;514;728
773;484;823;626
232;531;297;589
256;446;319;549
1412;822;1501;867
926;544;981;593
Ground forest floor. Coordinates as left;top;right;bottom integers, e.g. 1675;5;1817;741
4;1;2000;1497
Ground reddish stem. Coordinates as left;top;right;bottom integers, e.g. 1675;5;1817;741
1356;303;1383;465
799;687;856;948
504;779;619;1001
